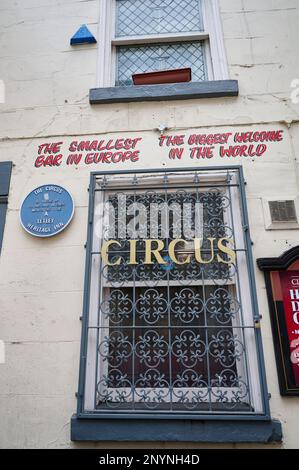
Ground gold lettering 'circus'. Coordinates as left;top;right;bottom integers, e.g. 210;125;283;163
101;238;236;266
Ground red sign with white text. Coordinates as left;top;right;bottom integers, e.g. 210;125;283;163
279;271;299;386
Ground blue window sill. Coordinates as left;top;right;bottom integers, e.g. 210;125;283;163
71;415;282;443
89;80;238;105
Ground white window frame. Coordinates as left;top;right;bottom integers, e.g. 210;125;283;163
96;0;229;88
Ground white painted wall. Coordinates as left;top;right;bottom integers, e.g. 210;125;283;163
0;0;299;448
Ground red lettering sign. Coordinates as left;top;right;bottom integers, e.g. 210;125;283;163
279;271;299;386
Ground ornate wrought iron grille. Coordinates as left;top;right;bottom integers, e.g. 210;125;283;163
114;0;206;87
115;0;204;37
116;42;207;86
79;167;269;418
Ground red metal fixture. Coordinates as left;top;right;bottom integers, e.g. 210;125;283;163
132;67;192;85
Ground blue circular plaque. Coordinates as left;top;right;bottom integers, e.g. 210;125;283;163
20;185;74;237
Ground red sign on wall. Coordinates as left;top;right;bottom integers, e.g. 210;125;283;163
279;271;299;386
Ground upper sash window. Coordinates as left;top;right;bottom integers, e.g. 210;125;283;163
97;0;229;87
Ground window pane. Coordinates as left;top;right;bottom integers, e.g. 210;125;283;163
116;0;204;37
116;42;207;86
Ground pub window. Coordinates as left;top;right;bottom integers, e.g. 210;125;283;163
78;168;269;418
97;0;229;87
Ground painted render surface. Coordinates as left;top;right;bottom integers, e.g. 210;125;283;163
0;0;299;448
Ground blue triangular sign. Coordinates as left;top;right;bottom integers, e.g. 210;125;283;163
70;25;97;45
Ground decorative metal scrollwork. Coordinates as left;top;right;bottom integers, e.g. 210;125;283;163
98;331;133;368
170;288;204;323
135;330;169;368
101;289;133;324
92;174;256;415
136;289;168;324
172;330;206;368
208;330;244;368
206;288;240;324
